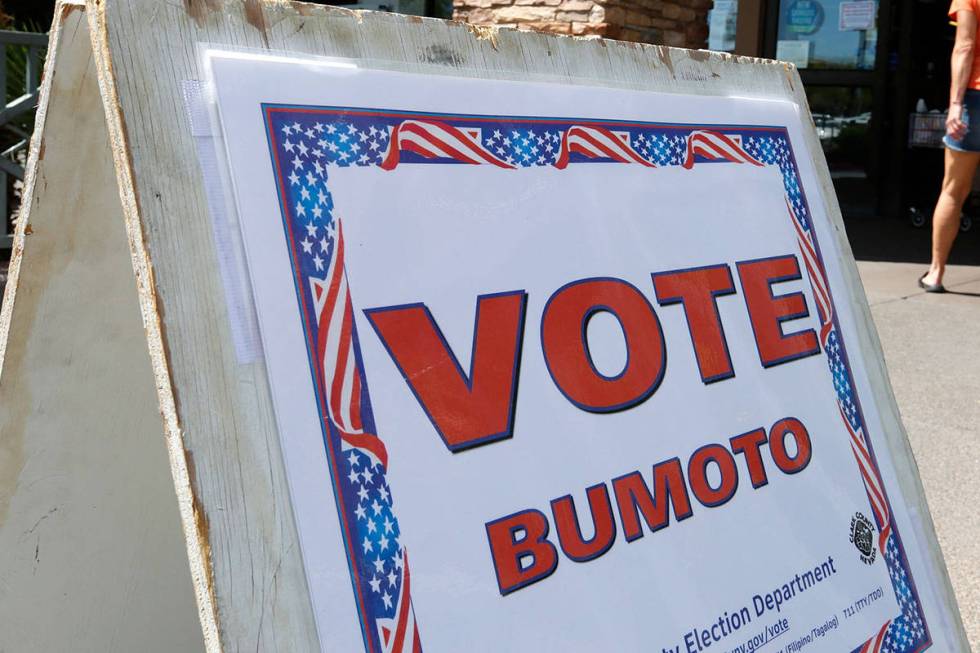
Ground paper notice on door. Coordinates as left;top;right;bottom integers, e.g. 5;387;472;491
776;40;811;68
839;0;876;31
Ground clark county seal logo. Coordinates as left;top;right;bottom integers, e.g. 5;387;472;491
850;512;876;565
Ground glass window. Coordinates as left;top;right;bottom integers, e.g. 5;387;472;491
708;0;739;52
776;0;878;69
808;86;872;172
808;86;876;216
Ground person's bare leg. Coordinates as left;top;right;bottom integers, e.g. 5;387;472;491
924;147;980;286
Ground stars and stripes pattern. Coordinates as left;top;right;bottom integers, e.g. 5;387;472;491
273;114;421;653
381;120;514;170
554;125;655;169
311;227;421;653
791;202;834;345
310;226;363;435
860;622;893;653
880;534;928;653
266;107;928;653
682;130;763;169
376;119;692;169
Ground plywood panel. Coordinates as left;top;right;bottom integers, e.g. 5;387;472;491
0;6;204;651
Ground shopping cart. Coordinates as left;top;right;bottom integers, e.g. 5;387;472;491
908;112;946;148
906;111;974;232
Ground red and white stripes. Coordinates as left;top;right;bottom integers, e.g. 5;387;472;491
840;405;893;555
310;224;363;435
790;201;834;345
381;120;514;170
554;125;654;169
859;620;892;653
309;225;389;467
380;123;765;172
682;130;763;169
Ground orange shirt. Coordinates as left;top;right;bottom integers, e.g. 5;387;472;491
950;0;980;90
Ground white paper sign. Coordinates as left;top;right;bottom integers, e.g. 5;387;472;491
207;51;951;653
708;0;738;51
839;1;876;31
777;40;811;68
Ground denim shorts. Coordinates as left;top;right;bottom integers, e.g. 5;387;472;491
944;89;980;152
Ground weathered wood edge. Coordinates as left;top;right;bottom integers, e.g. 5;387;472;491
0;7;205;645
0;2;78;375
83;1;222;650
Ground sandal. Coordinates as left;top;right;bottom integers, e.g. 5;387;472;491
918;273;946;294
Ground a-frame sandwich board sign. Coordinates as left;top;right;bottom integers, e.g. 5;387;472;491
0;1;969;652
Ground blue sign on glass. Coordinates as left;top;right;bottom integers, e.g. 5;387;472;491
786;0;824;34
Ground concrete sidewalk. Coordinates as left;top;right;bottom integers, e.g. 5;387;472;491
857;261;980;649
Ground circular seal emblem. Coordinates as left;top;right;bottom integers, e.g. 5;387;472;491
785;0;825;35
850;512;876;565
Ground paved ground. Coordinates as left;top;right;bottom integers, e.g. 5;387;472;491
857;259;980;650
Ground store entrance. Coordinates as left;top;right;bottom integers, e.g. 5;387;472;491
762;0;890;219
714;0;959;221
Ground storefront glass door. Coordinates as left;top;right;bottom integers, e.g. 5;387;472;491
775;0;878;69
764;0;884;217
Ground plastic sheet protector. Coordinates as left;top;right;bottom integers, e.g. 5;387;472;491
206;50;952;653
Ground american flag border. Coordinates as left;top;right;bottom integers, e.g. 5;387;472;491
260;103;932;653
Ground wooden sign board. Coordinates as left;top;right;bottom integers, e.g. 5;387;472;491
0;1;969;652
